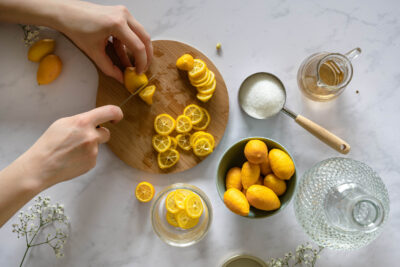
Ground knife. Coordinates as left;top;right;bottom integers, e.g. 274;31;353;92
119;75;155;107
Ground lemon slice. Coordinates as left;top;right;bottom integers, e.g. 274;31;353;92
189;69;210;86
176;54;194;71
158;149;180;169
139;85;156;105
185;193;203;218
193;108;211;131
190;131;215;148
154;114;176;135
183;104;203;125
195;71;215;89
196;93;213;103
176;115;193;133
188;59;207;79
170;136;178;149
193;137;213;157
135;182;155;202
176;210;200;229
166;191;180;213
176;133;192;151
174;189;192;209
166;211;179;227
197;79;216;95
152;135;171;153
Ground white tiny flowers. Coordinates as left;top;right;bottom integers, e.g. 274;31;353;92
12;195;70;266
267;242;324;267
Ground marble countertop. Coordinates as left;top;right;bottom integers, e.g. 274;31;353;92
1;0;400;266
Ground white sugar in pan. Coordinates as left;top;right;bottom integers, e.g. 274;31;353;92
238;72;351;154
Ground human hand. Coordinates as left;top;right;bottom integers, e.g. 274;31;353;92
21;105;123;188
57;1;153;83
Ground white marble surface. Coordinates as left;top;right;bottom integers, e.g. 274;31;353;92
1;0;400;266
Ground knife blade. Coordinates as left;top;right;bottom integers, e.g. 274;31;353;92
119;75;155;107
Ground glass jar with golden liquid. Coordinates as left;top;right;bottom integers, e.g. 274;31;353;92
297;48;361;101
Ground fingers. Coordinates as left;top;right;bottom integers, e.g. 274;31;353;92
126;17;153;70
96;126;110;144
86;105;124;126
94;47;124;83
113;38;132;68
116;25;148;74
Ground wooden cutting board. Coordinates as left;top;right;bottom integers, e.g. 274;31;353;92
96;40;229;174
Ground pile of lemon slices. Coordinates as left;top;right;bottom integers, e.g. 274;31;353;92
176;54;216;102
165;189;203;229
152;104;215;169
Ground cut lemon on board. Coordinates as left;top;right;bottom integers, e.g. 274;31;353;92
176;133;192;151
189;69;210;86
135;182;155;203
185;193;203;219
152;135;171;153
194;70;215;88
124;67;148;94
158;149;180;169
166;191;181;213
188;59;207;79
166;211;179;227
193;108;211;131
196;93;213;103
197;79;216;95
174;189;192;209
176;210;200;229
190;131;215;148
170;136;178;149
139;85;156;105
176;115;193;133
183;104;203;125
154;114;176;135
176;54;194;71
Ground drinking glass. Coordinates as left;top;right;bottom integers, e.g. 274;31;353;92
294;158;389;250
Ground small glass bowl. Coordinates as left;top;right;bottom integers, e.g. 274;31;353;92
150;183;213;247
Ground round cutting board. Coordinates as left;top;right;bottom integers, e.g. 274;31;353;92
96;40;229;173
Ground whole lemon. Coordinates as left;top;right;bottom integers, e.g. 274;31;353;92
241;161;260;189
37;54;62;85
260;155;272;175
225;167;242;190
28;39;56;62
246;185;281;211
223;188;249;216
264;174;286;196
268;149;295;180
244;140;268;164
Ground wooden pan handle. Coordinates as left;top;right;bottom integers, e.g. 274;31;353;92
295;115;350;154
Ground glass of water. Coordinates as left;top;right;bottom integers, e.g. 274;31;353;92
294;158;389;250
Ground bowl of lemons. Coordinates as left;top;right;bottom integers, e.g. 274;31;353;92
216;137;297;218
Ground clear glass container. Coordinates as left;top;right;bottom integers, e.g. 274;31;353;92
297;48;361;101
294;158;389;250
150;183;212;247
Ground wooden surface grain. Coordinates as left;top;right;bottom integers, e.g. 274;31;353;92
96;40;229;173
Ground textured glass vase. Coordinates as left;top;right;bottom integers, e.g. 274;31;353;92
294;158;389;250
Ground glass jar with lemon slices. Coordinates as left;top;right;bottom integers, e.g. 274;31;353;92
151;183;212;247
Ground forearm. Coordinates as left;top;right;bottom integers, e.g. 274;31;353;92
0;0;67;30
0;152;46;227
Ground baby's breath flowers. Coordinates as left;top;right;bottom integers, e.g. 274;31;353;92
20;24;42;46
12;196;70;267
267;243;324;267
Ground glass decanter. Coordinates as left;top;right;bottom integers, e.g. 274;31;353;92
294;157;389;250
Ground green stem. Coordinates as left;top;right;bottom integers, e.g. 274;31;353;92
19;246;30;267
30;236;57;247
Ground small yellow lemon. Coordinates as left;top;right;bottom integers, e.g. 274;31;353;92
28;39;55;62
176;115;193;133
260;154;272;175
139;85;156;105
185;193;203;219
196;93;213;103
241;161;260;189
157;149;180;169
269;149;295;180
152;135;171;153
223;188;250;216
166;211;179;227
225;167;242;190
166;191;180;213
188;59;207;79
244;140;268;164
176;210;199;229
176;133;192;151
154;114;176;135
124;67;148;94
193;138;213;157
174;189;192;210
264;174;287;196
183;104;203;125
37;54;62;85
246;185;281;211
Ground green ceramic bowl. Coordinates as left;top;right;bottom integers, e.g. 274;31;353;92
216;137;297;218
